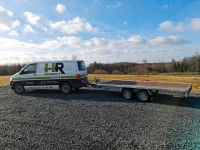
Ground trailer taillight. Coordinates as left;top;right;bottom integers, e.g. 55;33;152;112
76;74;81;80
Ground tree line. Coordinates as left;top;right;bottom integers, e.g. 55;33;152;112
0;54;199;75
0;64;25;75
88;55;200;74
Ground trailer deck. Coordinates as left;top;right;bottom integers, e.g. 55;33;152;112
89;79;192;101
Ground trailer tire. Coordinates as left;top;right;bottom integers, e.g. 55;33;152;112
13;83;25;95
137;89;151;102
61;83;72;94
121;89;132;100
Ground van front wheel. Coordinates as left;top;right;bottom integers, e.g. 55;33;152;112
61;83;72;94
13;83;25;94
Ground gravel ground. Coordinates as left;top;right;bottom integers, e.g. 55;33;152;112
0;87;200;150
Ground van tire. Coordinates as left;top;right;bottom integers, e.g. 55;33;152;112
13;83;25;95
61;83;72;94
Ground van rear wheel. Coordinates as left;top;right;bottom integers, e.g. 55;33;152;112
13;83;25;94
61;83;72;94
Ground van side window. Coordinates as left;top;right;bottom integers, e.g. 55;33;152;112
21;64;37;74
78;61;86;71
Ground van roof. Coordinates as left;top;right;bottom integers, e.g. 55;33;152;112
29;60;84;64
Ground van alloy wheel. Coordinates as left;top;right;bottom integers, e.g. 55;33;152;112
13;84;25;94
61;83;72;94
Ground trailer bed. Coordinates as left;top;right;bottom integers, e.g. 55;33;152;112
91;80;192;98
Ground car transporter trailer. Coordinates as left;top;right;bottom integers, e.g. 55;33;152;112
88;79;192;102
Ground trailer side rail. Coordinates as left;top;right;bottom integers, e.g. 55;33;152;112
96;83;192;93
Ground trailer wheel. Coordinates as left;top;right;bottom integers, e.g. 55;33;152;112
121;89;132;100
13;83;25;95
137;90;150;102
61;83;72;94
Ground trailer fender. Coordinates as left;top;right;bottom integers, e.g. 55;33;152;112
146;89;153;96
120;87;134;93
120;88;152;95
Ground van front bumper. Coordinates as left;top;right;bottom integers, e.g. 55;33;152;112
10;81;14;89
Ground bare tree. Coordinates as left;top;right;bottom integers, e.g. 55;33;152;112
195;52;199;72
143;59;148;74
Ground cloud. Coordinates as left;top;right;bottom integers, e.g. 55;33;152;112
0;34;191;64
0;35;189;52
12;20;20;28
159;21;173;30
190;18;200;30
9;30;18;36
159;18;200;32
107;1;122;9
128;35;145;44
55;3;66;14
0;5;20;31
50;17;98;34
159;21;185;32
23;11;40;25
148;35;190;46
24;24;35;33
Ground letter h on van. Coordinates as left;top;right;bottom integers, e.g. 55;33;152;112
44;63;65;74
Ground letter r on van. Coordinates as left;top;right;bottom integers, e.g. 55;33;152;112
44;63;56;72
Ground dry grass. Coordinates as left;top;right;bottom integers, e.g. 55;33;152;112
89;74;200;93
0;76;10;87
1;75;200;93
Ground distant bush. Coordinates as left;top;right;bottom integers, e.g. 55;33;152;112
93;69;109;74
112;70;122;74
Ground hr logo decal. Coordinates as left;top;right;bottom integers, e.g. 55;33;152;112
44;63;65;74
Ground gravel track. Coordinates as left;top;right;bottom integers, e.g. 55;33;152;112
0;87;200;150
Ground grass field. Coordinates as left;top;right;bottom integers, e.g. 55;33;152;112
1;75;200;93
0;76;10;87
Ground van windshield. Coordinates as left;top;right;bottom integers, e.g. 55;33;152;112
78;61;86;71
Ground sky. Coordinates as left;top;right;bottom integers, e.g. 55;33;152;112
0;0;200;65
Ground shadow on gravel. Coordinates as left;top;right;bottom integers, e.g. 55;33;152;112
24;89;131;103
153;94;200;109
23;89;200;109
